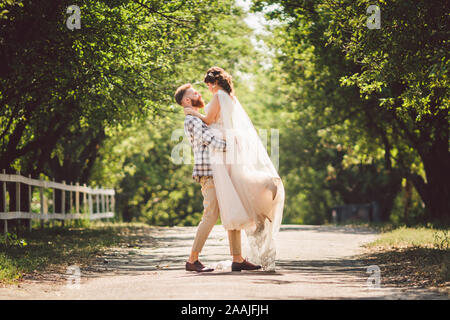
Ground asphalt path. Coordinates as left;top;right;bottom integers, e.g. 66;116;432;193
0;225;447;300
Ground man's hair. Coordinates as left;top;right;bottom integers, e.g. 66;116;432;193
174;83;192;106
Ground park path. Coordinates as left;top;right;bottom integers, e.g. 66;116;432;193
0;225;447;300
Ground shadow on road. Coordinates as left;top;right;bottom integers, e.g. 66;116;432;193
13;225;447;300
280;225;377;235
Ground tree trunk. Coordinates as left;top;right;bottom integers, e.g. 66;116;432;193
409;124;450;223
403;178;413;223
420;154;450;222
19;181;31;233
0;175;4;234
391;93;449;224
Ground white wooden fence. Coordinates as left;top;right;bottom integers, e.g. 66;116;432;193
0;170;115;236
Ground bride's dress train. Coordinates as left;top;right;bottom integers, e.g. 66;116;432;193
207;90;285;271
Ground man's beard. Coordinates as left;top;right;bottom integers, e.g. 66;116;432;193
191;97;205;108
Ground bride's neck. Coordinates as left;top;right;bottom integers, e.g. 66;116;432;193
213;87;234;97
212;86;225;95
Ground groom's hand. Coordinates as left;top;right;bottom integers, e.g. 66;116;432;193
183;107;190;115
183;107;193;116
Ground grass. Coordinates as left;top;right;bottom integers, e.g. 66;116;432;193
366;226;449;249
360;225;449;295
0;222;151;285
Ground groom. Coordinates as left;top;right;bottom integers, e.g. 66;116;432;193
175;83;261;273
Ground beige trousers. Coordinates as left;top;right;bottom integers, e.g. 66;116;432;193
191;176;241;256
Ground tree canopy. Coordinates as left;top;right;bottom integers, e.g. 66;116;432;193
251;0;449;223
1;0;448;227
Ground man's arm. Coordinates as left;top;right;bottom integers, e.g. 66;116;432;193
184;94;220;125
186;116;226;152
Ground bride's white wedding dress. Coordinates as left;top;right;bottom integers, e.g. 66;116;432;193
206;90;285;271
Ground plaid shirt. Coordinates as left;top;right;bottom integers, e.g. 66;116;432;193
184;115;226;182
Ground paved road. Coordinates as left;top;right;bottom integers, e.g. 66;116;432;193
0;225;447;299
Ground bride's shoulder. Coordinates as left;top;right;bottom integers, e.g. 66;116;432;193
217;89;237;103
213;90;225;100
216;89;228;97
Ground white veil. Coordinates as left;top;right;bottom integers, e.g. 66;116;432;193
209;90;285;271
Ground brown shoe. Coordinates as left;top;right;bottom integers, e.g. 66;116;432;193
185;260;214;272
231;258;262;272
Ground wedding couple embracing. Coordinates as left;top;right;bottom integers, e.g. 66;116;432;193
174;66;285;273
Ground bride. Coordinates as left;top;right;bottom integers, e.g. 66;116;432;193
184;66;285;271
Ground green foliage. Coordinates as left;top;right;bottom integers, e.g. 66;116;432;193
0;223;150;283
323;0;450;221
90;116;204;225
362;225;449;288
251;0;449;223
0;0;238;179
2;0;447;228
367;226;441;248
0;0;256;226
89;2;258;226
433;230;449;251
0;232;28;247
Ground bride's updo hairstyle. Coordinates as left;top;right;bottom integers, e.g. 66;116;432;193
204;66;234;96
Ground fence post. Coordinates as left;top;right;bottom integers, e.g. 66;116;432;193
101;189;105;218
96;188;100;217
75;182;80;215
16;170;20;221
15;170;21;234
89;191;93;219
62;180;66;227
40;183;44;229
69;182;73;226
28;174;32;232
111;194;116;216
0;175;115;229
52;178;56;228
105;194;109;222
83;184;87;215
2;169;7;244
